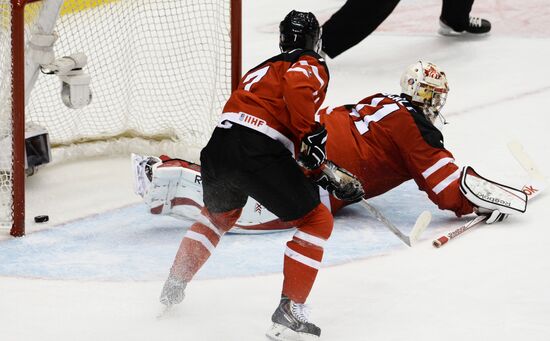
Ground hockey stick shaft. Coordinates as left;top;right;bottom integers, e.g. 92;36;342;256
360;199;431;247
432;215;487;248
361;199;412;246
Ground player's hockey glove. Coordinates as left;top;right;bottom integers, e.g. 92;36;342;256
316;160;365;203
475;207;509;224
298;124;328;170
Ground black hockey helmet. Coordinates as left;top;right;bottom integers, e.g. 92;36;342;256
279;10;321;53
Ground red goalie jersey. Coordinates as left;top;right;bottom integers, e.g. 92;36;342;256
321;93;475;217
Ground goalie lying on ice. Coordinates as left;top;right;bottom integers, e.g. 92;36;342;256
132;60;527;232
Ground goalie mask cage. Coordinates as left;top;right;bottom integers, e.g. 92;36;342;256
0;0;242;236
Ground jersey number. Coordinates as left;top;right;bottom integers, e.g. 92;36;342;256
243;66;270;91
354;102;400;135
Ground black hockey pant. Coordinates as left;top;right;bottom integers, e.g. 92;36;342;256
200;124;320;222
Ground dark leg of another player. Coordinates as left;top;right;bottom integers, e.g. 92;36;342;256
440;0;474;31
439;0;490;34
321;0;400;58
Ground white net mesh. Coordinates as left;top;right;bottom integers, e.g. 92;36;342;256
0;0;14;226
0;0;234;227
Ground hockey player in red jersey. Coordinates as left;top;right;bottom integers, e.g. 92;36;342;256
316;60;515;223
156;10;362;340
320;60;524;222
320;61;472;216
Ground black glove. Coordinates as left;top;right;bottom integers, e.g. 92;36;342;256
315;161;365;203
298;125;328;170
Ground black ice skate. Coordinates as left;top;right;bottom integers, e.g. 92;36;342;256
266;296;321;341
439;16;491;36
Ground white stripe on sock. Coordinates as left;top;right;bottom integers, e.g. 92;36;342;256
185;230;215;253
197;215;222;237
284;247;321;270
294;231;326;248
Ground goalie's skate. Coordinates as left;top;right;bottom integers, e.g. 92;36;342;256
266;297;320;341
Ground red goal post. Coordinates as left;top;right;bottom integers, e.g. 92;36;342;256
1;0;241;236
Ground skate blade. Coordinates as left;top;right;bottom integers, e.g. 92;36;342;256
156;304;175;320
266;323;319;341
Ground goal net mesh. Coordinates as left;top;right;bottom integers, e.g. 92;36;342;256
0;0;234;226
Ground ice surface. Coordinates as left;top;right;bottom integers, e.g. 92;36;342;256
1;1;550;340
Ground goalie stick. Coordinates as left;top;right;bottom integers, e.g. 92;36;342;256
433;141;548;248
361;199;432;247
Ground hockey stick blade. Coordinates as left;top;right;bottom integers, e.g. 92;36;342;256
409;210;432;245
507;140;549;187
361;199;430;247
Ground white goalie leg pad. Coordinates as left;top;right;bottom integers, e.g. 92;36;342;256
229;198;285;234
131;153;206;216
460;166;528;215
145;162;204;216
168;165;205;220
145;164;183;215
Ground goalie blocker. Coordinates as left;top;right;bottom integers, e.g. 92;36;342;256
459;166;528;223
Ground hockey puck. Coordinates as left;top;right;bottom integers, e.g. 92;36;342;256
34;215;49;223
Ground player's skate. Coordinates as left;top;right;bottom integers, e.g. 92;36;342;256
266;296;321;341
159;273;187;306
438;16;491;36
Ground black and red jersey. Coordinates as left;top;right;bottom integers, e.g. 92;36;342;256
222;49;329;152
320;93;474;217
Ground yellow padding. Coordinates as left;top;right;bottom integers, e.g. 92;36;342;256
22;0;120;22
2;0;120;28
60;0;120;16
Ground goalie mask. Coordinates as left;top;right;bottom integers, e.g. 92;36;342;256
400;61;449;125
279;10;322;53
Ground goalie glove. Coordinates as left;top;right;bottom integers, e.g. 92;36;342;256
298;124;328;170
316;160;365;203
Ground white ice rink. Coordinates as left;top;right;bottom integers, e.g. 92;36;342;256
1;0;550;340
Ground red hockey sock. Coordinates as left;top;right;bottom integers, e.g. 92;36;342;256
170;208;241;281
282;203;333;303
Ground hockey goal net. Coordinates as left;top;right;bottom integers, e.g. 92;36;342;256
0;0;241;236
